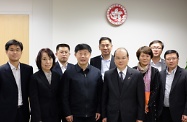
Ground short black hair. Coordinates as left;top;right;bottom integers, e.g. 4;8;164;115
5;39;23;51
56;43;70;52
149;40;164;50
36;48;56;70
99;37;112;44
164;50;179;59
74;44;92;53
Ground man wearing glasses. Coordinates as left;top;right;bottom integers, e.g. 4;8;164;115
149;40;166;71
159;50;187;122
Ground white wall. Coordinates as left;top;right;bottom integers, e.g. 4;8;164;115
52;0;187;68
0;0;187;71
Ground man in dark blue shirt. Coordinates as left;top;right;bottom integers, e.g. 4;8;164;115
62;43;103;122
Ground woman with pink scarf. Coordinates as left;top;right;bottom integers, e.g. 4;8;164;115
133;46;161;122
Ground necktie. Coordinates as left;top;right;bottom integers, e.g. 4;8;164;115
119;71;123;83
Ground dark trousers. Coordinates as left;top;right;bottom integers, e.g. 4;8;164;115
73;116;96;122
117;112;122;122
160;107;173;122
16;106;24;122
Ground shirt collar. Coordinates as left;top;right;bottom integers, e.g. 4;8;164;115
58;60;68;68
166;66;177;74
117;66;127;76
8;62;20;70
151;58;162;63
100;55;112;61
75;63;90;73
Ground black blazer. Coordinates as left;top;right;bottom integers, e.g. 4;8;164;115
0;63;33;122
159;66;187;122
102;67;145;122
52;62;74;76
29;70;61;122
90;55;116;70
133;66;161;121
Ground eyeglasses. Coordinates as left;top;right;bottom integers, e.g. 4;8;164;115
166;57;178;61
151;47;162;50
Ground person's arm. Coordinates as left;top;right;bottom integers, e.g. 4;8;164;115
62;71;72;117
29;75;42;122
136;73;145;121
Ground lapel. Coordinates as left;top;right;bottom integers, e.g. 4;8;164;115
111;68;121;95
170;66;181;92
160;70;167;95
121;67;133;93
55;62;63;76
97;56;102;70
38;70;51;88
109;56;116;69
5;63;17;88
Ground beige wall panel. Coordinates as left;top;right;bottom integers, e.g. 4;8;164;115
0;14;29;65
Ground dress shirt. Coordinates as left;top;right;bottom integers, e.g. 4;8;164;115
44;71;52;84
9;62;22;106
101;55;111;80
58;60;67;73
164;67;177;107
117;67;127;80
150;59;162;71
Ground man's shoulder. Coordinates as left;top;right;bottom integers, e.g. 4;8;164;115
91;55;101;60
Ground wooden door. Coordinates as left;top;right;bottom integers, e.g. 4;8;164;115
0;14;29;65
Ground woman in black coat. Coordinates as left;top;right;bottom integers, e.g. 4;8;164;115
29;48;61;122
133;46;161;122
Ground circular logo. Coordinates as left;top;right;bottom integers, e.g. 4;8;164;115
107;4;127;26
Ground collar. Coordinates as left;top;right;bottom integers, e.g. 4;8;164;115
8;62;20;70
75;63;90;73
166;66;177;74
100;55;112;61
58;60;68;68
117;66;127;76
151;58;162;63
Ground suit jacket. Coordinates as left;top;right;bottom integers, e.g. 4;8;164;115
52;62;74;76
160;59;166;71
29;70;61;122
159;66;187;122
102;67;145;122
90;55;116;70
0;62;33;122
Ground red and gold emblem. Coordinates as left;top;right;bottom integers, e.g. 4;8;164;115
107;4;127;26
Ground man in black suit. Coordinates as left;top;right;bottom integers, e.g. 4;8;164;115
90;37;115;80
53;43;74;76
102;48;145;122
53;43;74;122
0;39;33;122
159;50;187;122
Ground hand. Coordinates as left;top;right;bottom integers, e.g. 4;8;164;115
95;113;100;121
182;115;187;122
145;105;149;114
136;120;143;122
66;115;73;122
102;118;107;122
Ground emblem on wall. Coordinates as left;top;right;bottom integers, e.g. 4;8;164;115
107;4;127;26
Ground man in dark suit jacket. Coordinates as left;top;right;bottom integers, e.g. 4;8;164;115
0;39;33;122
52;43;73;122
159;50;187;122
53;43;74;76
102;48;145;122
90;37;115;80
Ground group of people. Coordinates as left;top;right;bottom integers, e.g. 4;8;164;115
0;38;187;122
